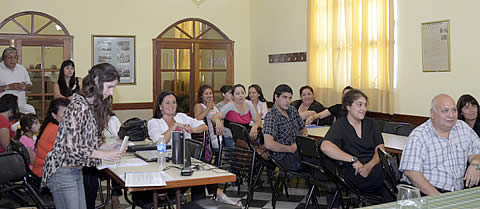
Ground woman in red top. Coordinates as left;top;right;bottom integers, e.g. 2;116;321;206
0;94;18;153
32;98;70;177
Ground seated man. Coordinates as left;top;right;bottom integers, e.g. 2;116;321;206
263;84;306;171
399;94;480;195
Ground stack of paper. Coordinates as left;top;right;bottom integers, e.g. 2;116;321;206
125;171;167;187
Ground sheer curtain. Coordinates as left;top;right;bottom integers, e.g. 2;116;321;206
308;0;393;113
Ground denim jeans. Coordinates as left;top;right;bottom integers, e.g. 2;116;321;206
47;166;87;209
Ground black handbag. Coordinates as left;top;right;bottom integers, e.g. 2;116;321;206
7;139;30;165
118;117;149;141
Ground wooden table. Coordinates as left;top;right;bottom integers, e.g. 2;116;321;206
103;153;236;209
307;126;408;154
360;186;480;209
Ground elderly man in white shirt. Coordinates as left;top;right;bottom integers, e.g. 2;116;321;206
0;47;35;114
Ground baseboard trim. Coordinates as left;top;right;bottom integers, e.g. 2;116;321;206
112;102;153;110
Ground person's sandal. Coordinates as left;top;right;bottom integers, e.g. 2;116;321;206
217;193;243;207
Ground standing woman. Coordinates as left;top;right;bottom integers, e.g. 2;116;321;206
246;84;268;119
457;94;480;137
41;63;124;209
0;94;18;153
53;60;82;100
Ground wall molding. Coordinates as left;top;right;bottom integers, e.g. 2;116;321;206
112;102;153;110
366;111;429;126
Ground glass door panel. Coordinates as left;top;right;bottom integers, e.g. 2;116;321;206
22;46;42;69
161;49;175;69
44;71;59;93
200;72;212;87
175;72;190;92
44;46;64;69
213;50;226;69
176;92;190;115
213;72;227;91
176;49;191;70
199;49;212;69
28;96;43;116
28;71;42;94
160;72;174;91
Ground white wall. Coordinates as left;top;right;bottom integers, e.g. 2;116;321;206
395;0;480;116
250;0;308;101
2;0;251;103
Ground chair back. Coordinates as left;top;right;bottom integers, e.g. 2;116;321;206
378;147;402;198
395;123;416;136
0;152;27;184
296;135;318;159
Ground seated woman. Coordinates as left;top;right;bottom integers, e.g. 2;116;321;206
291;85;332;125
148;91;208;144
194;85;235;149
212;84;262;140
457;94;480;137
0;94;18;153
320;89;393;204
217;85;233;110
53;60;82;100
306;86;353;125
246;84;268;119
32;98;70;177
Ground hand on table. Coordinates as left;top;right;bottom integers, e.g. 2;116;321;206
465;164;480;187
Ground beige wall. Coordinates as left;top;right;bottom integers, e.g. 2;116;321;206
250;0;308;101
395;0;480;116
2;0;251;103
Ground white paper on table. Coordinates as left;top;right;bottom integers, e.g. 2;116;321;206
125;171;167;187
97;158;148;170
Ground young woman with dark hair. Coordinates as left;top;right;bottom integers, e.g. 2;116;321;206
217;85;233;110
53;60;82;100
457;94;480;136
246;84;268;119
41;63;124;209
0;94;18;153
32;98;70;177
148;91;208;145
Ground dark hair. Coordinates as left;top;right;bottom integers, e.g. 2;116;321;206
153;91;177;119
15;114;39;140
247;84;266;102
0;94;19;121
342;89;368;110
197;85;212;104
80;63;120;137
35;98;70;148
273;84;293;102
457;94;480;121
232;84;245;94
220;85;233;94
299;85;314;96
57;60;76;96
1;47;17;62
343;86;353;93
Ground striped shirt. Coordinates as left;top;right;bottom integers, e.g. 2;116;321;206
399;119;480;191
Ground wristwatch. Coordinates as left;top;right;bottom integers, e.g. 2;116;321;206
471;163;480;170
351;156;358;164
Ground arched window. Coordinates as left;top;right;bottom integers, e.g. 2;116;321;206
153;18;234;114
0;11;73;117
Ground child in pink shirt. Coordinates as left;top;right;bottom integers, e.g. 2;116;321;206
17;114;41;169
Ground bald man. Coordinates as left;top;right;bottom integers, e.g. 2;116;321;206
399;94;480;195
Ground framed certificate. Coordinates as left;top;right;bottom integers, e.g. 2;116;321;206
92;35;136;84
421;20;450;72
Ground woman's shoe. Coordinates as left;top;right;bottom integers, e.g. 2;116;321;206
217;193;243;207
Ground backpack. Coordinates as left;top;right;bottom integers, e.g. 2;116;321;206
7;139;30;165
118;117;149;141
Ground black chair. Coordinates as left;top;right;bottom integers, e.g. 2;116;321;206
296;135;341;209
377;147;402;199
0;151;48;209
383;122;416;136
395;123;416;136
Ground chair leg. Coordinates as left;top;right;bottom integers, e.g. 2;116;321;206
95;177;105;209
304;185;315;209
283;177;289;197
23;181;47;209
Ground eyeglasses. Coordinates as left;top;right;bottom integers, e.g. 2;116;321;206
5;55;18;60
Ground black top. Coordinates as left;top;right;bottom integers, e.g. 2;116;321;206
327;104;346;119
472;119;480;137
324;116;384;164
263;105;304;171
60;77;80;97
291;100;333;125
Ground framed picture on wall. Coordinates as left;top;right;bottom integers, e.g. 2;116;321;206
421;20;450;72
92;35;136;84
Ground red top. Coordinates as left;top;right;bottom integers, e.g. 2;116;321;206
32;123;58;177
0;115;13;153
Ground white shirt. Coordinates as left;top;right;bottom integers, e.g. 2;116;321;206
147;113;205;145
246;100;268;119
104;115;121;139
0;61;32;104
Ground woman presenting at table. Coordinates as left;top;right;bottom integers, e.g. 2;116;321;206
320;89;393;204
41;63;125;209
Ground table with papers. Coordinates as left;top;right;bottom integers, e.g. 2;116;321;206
306;125;408;154
102;153;236;209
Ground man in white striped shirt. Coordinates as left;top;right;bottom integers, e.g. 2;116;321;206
399;94;480;195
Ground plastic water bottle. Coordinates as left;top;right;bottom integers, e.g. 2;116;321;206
157;139;166;168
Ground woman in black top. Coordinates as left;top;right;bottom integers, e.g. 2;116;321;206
305;86;353;125
457;94;480;137
291;85;332;125
320;89;393;203
53;60;82;100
